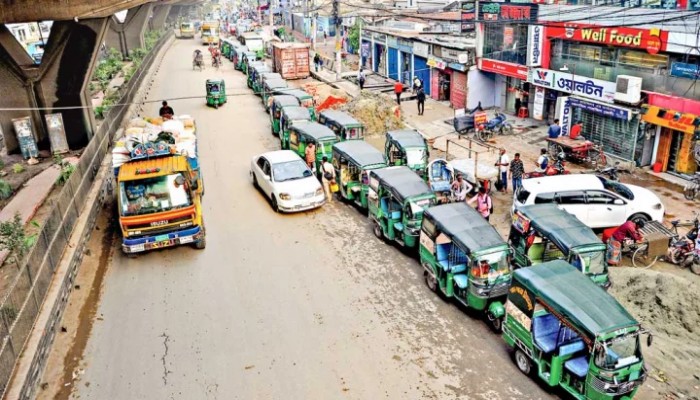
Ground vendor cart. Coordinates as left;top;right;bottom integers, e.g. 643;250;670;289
546;136;607;168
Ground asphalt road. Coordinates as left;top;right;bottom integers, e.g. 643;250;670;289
69;38;556;400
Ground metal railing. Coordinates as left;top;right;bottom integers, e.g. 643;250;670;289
0;31;175;400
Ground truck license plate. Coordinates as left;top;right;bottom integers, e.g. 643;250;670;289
179;236;193;244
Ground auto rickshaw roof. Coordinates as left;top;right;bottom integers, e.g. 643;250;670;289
273;95;300;107
285;89;313;99
265;78;288;89
333;141;386;168
252;64;270;73
370;166;432;203
514;261;638;338
386;129;425;148
282;106;312;121
320;110;362;127
206;79;225;85
424;203;506;253
291;121;337;142
261;72;282;80
515;204;604;252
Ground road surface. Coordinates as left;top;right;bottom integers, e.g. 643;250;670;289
60;38;556;400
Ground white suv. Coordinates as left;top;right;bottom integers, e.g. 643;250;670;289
513;174;664;229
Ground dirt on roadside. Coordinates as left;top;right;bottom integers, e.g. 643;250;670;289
609;267;700;399
341;91;405;136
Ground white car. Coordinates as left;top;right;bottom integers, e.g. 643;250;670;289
513;174;664;229
250;150;325;212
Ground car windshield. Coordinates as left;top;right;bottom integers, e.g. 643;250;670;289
471;250;510;282
273;160;313;182
406;148;426;167
120;174;192;216
595;333;640;370
597;176;634;200
575;250;607;275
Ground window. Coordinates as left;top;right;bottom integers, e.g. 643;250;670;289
534;192;555;204
556;191;586;205
618;49;668;70
422;217;437;238
256;157;267;169
515;188;530;204
585;190;617;205
290;131;299;146
482;23;528;65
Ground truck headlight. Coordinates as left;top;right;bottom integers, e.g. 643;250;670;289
279;193;291;200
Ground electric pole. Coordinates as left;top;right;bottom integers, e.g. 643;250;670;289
333;0;341;80
269;0;274;29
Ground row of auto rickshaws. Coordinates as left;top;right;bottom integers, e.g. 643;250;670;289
221;36;651;400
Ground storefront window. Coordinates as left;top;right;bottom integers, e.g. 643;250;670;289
482;23;528;65
618;49;668;70
572;109;641;162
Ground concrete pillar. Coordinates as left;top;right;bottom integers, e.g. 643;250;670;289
151;5;172;30
0;19;107;153
105;3;154;59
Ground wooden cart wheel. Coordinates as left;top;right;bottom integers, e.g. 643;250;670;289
548;143;563;160
631;244;658;269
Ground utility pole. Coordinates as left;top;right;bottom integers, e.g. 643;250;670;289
269;0;274;29
333;0;341;80
311;0;317;50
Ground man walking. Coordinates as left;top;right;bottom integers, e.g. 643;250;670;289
394;81;403;105
305;142;316;171
357;68;366;90
320;156;335;203
509;152;524;192
416;87;426;116
313;53;321;72
468;187;493;221
495;148;510;194
548;119;561;139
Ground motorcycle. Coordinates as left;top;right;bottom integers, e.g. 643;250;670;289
453;102;483;135
522;152;569;179
666;213;700;274
597;161;622;181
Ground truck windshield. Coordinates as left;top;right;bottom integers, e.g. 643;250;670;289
120;174;192;216
595;333;640;370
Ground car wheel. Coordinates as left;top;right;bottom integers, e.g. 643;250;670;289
514;349;532;375
271;196;279;213
253;174;259;189
629;213;650;225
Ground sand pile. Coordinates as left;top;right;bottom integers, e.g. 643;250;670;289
342;91;404;136
610;268;700;398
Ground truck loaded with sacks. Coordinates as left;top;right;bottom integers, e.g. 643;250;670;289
112;116;206;254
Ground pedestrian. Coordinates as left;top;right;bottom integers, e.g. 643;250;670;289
570;120;584;140
313;53;321;72
548;119;561;139
320;156;336;203
450;173;472;202
305;142;316;171
468;187;493;221
416;87;426;116
495;148;510;193
357;68;366;90
413;76;422;93
535;148;549;172
323;30;327;44
509;152;524;192
394;81;403;105
159;101;174;119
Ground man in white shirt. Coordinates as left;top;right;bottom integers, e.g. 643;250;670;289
535;148;549;173
495;148;510;193
450;173;473;202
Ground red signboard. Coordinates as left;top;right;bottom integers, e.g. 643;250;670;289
546;25;668;54
480;59;528;80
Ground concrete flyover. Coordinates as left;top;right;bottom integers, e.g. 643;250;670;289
0;0;154;24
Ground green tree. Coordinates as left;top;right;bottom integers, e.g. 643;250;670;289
348;21;360;53
0;213;38;268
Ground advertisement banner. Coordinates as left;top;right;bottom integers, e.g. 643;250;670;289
528;68;616;103
504;26;514;46
478;2;538;23
568;97;631;121
545;25;668;54
428;55;447;70
642;106;697;134
670;62;700;79
555;96;572;137
533;87;545;120
526;25;544;67
12;117;39;160
480;58;528;79
461;0;476;32
45;113;69;154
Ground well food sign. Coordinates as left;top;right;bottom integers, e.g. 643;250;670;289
546;25;668;54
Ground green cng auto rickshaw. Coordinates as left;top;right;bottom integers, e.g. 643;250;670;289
503;261;650;400
269;95;301;136
288;121;338;173
220;38;234;60
284;89;316;120
509;204;610;289
205;79;226;108
247;63;270;90
318;110;364;141
367;166;436;248
262;78;289;111
234;47;251;70
385;129;429;178
255;72;282;96
332;141;387;209
420;202;512;330
279;106;313;147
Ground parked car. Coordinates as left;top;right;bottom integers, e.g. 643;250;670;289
513;174;664;229
250;150;325;213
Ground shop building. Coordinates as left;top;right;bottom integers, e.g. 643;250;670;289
420;37;475;109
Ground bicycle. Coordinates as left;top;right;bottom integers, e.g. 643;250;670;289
683;171;700;201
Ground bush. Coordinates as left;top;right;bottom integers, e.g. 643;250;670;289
93;47;124;91
12;163;24;174
0;213;38;267
54;155;76;186
0;179;11;200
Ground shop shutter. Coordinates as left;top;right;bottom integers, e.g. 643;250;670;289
450;71;467;109
388;47;398;80
414;56;430;96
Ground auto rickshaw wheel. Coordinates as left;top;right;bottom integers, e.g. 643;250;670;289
372;220;384;240
514;349;532;375
488;314;503;333
423;269;438;293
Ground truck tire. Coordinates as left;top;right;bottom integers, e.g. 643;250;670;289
195;236;206;249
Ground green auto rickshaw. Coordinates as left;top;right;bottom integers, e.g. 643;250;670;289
503;261;651;400
205;78;226;108
254;72;282;96
269;95;301;136
233;46;250;70
385;129;429;178
367;166;436;248
332;141;387;209
247;62;270;90
288;121;338;173
220;38;234;60
284;89;316;120
279;106;313;146
420;202;512;331
262;78;289;111
318;110;364;141
509;204;611;289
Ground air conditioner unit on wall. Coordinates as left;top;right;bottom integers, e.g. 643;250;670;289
614;75;642;104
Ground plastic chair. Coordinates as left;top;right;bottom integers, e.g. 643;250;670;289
518;107;529;118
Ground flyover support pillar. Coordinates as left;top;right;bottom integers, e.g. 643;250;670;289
151;5;172;31
105;3;154;59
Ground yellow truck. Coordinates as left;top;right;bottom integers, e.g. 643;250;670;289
112;117;206;254
201;21;220;46
180;21;195;39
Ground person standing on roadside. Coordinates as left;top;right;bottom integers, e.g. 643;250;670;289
313;53;321;72
509;152;524;192
468;187;493;221
394;81;403;105
357;68;366;90
548;119;561;139
320;156;336;203
416;87;426;116
495;148;510;194
305;142;316;171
